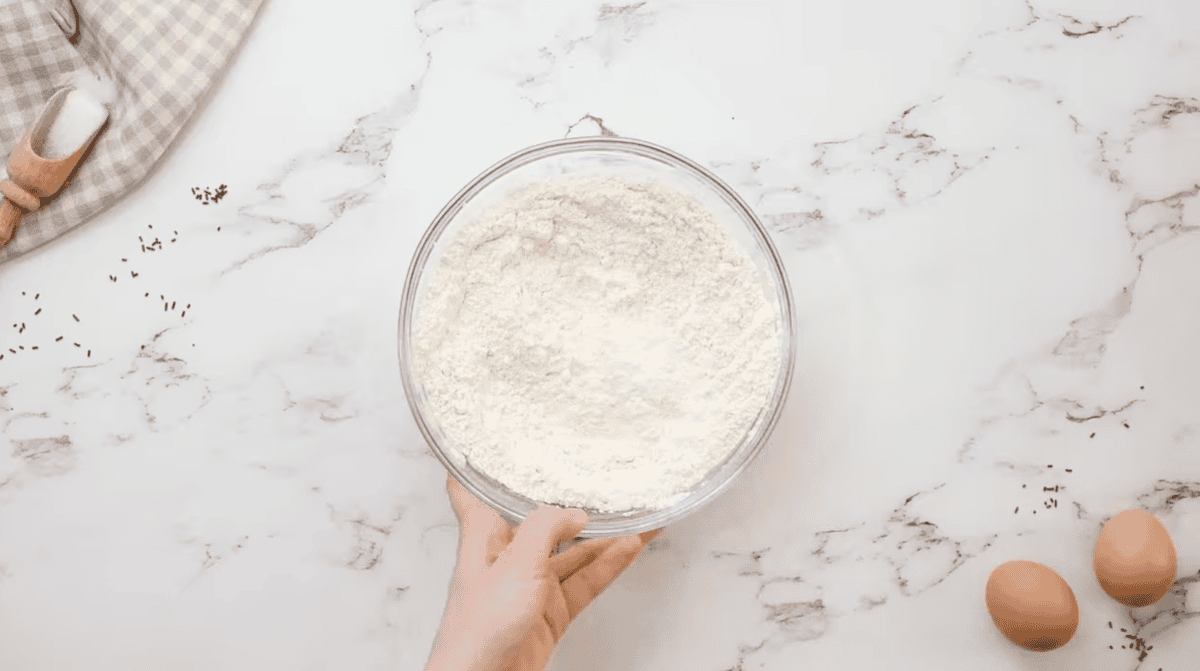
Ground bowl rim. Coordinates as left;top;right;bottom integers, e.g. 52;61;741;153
398;135;797;538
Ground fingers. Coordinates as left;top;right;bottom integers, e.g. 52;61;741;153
506;505;589;567
550;528;662;581
561;534;651;620
543;587;571;643
446;473;487;522
446;473;512;572
550;538;617;581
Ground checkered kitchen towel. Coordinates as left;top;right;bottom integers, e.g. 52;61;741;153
0;0;265;264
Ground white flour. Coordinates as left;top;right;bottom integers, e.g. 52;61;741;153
411;173;782;513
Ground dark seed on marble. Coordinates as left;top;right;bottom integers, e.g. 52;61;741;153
171;301;175;310
34;293;38;299
87;350;90;357
73;314;79;322
74;343;80;347
34;308;40;315
1014;507;1019;514
1090;433;1095;438
1065;469;1072;472
18;346;23;350
55;336;62;341
31;346;37;350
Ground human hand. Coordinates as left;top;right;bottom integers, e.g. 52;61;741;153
425;474;661;671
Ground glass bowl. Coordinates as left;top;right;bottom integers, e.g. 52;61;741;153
398;136;796;538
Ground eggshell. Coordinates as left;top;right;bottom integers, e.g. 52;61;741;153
1093;509;1177;607
985;560;1079;652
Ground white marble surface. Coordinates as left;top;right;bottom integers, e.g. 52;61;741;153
1;0;1199;668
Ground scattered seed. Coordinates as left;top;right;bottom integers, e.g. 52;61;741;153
73;314;79;322
74;343;80;347
87;350;90;357
34;293;38;299
34;308;40;315
30;346;37;350
55;336;62;341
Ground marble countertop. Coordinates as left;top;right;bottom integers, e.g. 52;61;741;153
2;1;1199;669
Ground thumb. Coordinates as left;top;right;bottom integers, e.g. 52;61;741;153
506;506;589;566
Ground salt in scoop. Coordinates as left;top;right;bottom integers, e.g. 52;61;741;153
0;85;111;248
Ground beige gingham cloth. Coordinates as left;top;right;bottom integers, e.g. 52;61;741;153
0;0;265;264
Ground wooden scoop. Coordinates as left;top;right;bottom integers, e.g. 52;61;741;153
0;87;110;249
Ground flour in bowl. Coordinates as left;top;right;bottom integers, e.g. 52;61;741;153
410;173;782;513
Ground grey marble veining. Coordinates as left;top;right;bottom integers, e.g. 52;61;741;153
1;1;1198;669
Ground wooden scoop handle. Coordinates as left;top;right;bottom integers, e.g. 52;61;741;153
0;179;40;246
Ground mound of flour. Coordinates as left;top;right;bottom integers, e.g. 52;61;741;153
411;173;782;513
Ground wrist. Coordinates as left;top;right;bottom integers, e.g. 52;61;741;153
425;647;489;671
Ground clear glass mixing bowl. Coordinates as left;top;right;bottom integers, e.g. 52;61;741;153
398;136;796;538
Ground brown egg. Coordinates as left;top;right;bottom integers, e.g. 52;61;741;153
1093;509;1177;607
985;560;1079;651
